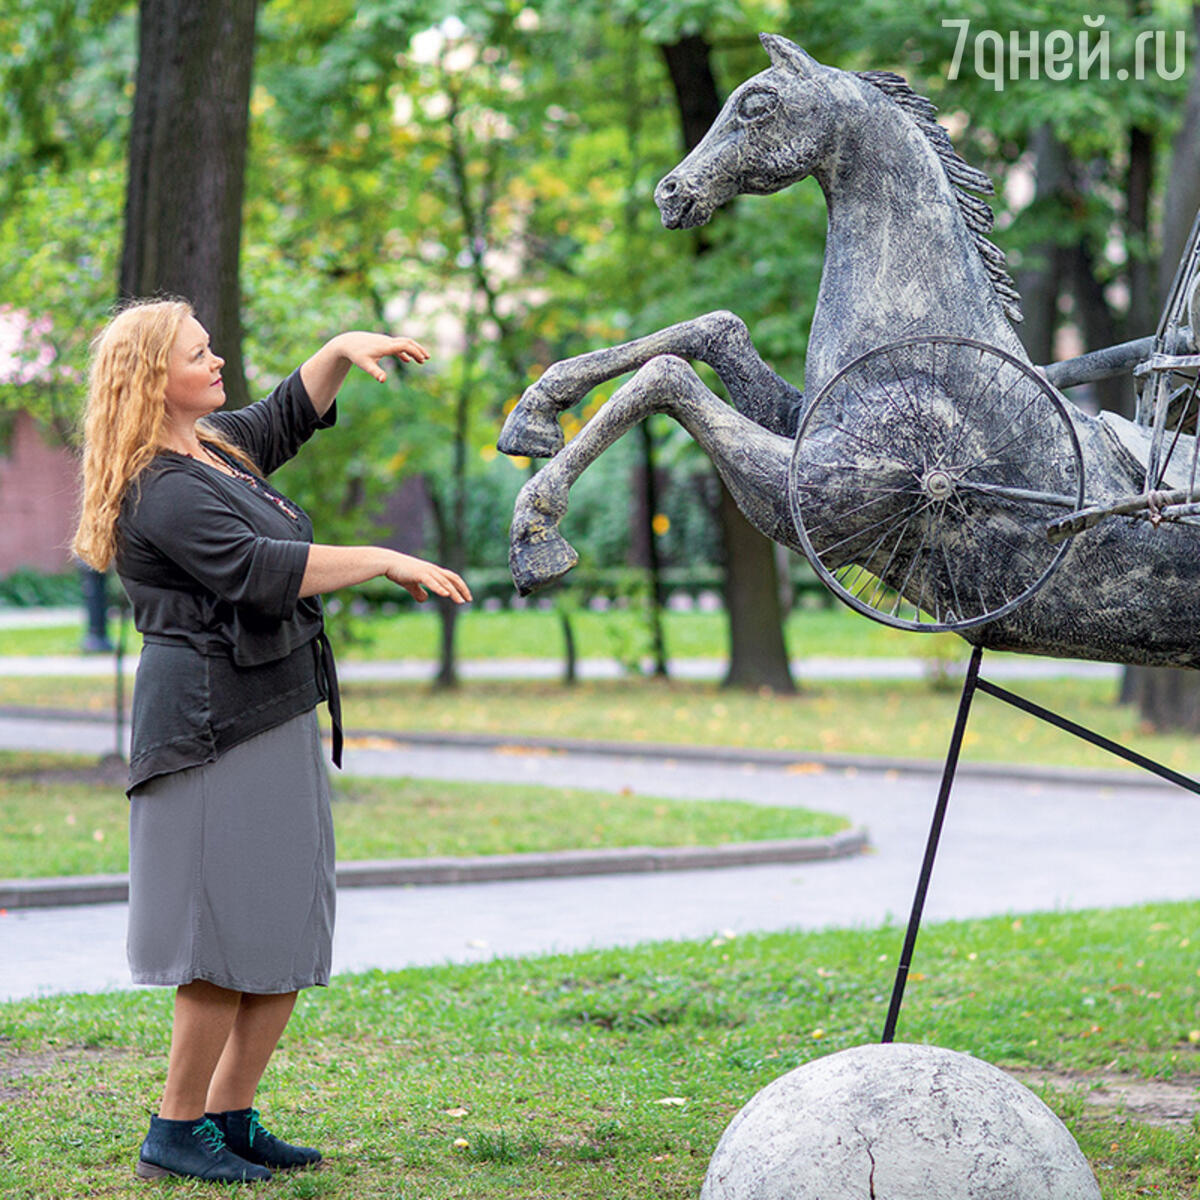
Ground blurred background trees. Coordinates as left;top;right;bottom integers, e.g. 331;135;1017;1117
1;0;1198;714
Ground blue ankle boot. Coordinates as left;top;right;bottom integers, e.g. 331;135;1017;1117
207;1107;322;1171
136;1114;272;1182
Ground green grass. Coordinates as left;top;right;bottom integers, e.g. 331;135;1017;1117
337;675;1200;775
1;901;1198;1197
0;624;116;657
0;604;912;661
0;756;846;880
0;672;1193;776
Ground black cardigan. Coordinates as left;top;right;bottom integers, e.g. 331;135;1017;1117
116;369;341;791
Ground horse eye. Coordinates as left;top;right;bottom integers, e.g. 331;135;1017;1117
738;90;777;120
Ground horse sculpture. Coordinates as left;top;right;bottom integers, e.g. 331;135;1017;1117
498;34;1200;668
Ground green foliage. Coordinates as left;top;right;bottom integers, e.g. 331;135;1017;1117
789;0;1195;319
794;0;1192;145
0;152;126;434
0;568;82;607
0;0;133;191
0;3;133;435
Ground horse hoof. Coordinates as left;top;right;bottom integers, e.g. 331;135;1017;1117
510;528;580;596
497;397;566;459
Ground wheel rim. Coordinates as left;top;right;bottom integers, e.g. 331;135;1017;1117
788;336;1085;632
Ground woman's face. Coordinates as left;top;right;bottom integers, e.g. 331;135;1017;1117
164;315;225;424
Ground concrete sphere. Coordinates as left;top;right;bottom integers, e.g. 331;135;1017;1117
701;1043;1100;1200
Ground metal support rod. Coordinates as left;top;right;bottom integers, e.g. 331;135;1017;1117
881;644;983;1043
1040;336;1154;389
976;678;1200;796
879;645;1200;1045
112;593;128;764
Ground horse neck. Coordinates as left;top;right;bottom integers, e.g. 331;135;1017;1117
804;87;1026;392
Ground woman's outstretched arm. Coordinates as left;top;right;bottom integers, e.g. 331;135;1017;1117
300;544;471;604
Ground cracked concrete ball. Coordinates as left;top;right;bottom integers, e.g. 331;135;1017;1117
700;1043;1100;1200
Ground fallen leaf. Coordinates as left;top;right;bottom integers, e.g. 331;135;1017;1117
784;762;826;775
341;736;401;751
655;1097;687;1107
444;1107;469;1118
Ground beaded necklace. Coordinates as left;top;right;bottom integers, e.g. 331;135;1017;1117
185;445;301;521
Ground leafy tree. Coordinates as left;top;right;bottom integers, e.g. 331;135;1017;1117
248;4;601;680
0;0;135;433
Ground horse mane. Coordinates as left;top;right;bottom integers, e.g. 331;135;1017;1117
855;69;1023;325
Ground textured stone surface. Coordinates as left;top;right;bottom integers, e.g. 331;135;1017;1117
499;35;1200;668
700;1043;1101;1200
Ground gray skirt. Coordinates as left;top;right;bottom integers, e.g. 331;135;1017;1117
127;709;336;994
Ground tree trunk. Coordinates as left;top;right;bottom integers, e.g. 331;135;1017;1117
658;33;795;692
1127;2;1200;730
1016;126;1069;367
718;483;795;692
1069;235;1134;416
637;422;669;676
1159;4;1200;297
120;0;257;409
626;25;668;677
433;366;471;690
1127;124;1156;339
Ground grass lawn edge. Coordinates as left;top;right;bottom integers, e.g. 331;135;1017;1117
0;826;869;911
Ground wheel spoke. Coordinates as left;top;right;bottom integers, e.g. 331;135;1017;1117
957;404;1066;476
810;497;933;561
799;490;915;542
951;355;1025;461
865;504;928;610
939;538;966;622
953;479;1078;508
882;346;934;431
810;407;909;460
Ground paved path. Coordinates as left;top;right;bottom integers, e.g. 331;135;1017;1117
1;714;1197;1003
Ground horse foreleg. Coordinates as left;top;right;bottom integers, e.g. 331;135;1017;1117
510;355;796;595
498;310;803;459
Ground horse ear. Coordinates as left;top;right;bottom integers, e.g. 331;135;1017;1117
760;33;820;76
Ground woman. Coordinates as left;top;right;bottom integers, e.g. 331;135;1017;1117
73;299;471;1183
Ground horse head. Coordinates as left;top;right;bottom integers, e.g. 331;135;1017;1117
655;35;840;230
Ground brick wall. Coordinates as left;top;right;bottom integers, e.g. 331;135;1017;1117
0;412;79;574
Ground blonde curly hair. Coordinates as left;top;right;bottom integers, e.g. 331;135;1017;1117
72;298;257;571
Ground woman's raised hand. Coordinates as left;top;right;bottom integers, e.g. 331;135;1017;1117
384;552;471;604
339;332;431;383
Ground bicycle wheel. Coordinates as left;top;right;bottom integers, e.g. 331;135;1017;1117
788;335;1085;632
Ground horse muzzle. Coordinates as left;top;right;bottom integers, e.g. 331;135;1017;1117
655;174;711;230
